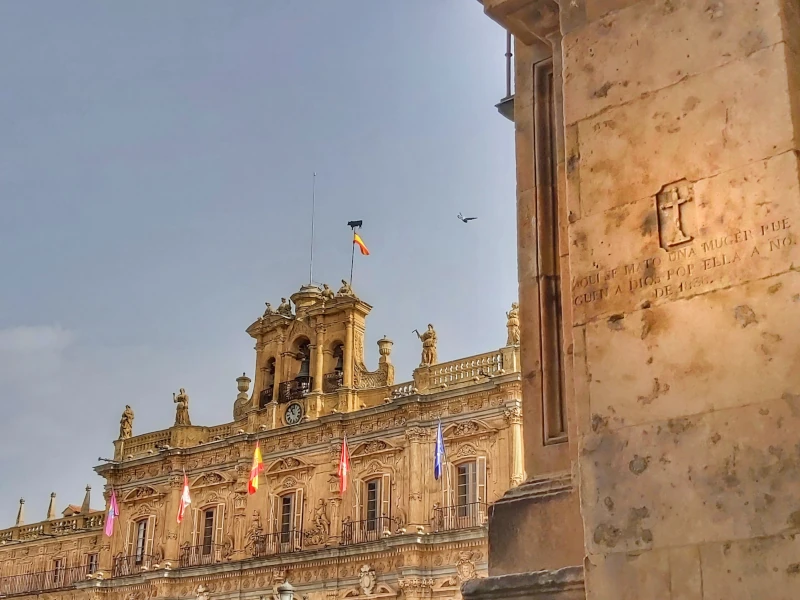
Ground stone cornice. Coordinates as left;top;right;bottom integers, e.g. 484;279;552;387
479;0;560;45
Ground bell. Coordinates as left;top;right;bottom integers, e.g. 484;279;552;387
335;353;343;372
297;357;310;379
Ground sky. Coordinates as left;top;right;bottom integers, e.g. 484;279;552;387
0;1;515;526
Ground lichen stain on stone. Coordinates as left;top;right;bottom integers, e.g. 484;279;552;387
641;211;658;237
604;497;615;512
593;523;622;548
739;29;767;57
768;282;783;294
592;82;614;99
637;378;670;405
734;304;758;328
787;563;800;576
667;417;693;435
683;96;701;113
607;314;625;331
567;153;580;174
640;310;657;340
591;413;609;433
629;454;650;475
787;510;800;530
710;432;722;445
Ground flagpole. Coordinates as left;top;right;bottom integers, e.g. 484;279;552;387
309;172;317;286
349;232;356;286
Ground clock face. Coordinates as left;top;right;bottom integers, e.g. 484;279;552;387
285;402;303;425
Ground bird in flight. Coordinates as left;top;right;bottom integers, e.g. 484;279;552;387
457;213;477;223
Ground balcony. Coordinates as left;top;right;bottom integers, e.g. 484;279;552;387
0;566;88;597
278;377;312;403
179;544;224;568
431;502;488;533
112;553;156;577
341;517;397;546
323;371;343;393
251;530;303;558
496;32;514;121
259;385;274;408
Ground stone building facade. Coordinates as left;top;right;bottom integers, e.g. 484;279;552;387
469;1;800;599
0;284;524;600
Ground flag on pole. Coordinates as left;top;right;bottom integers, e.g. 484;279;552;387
353;232;370;256
248;441;264;495
338;435;351;494
177;473;192;523
434;419;447;480
104;489;119;537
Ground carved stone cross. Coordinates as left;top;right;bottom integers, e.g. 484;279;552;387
656;181;694;249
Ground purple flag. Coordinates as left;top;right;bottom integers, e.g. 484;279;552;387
104;489;118;537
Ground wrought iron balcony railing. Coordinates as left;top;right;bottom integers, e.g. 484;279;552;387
323;371;343;393
250;530;303;558
278;377;312;403
179;543;224;568
431;502;488;533
0;566;88;597
259;385;274;408
112;553;156;577
341;517;396;546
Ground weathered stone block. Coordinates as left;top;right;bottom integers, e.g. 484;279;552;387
569;151;800;324
580;391;800;555
575;44;796;215
584;548;671;599
564;0;787;125
583;272;800;430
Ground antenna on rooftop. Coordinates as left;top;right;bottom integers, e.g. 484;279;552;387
309;172;317;286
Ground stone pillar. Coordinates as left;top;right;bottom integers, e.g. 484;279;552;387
164;473;183;564
474;0;800;599
312;326;324;393
405;426;427;529
343;317;354;388
271;349;283;404
503;405;525;487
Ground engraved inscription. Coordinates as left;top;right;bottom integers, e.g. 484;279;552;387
656;180;694;249
571;216;794;315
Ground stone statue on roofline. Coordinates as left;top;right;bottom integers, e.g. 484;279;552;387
119;405;134;439
277;297;293;317
173;388;191;426
415;324;438;367
321;284;335;301
337;280;354;297
506;301;520;346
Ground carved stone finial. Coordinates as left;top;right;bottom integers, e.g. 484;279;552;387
119;405;134;440
16;498;25;526
81;485;91;514
47;493;56;520
173;389;191;426
415;324;438;366
233;373;252;421
506;301;520;346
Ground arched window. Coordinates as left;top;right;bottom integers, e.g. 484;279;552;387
260;358;276;408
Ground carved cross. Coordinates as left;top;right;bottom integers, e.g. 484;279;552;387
656;183;694;249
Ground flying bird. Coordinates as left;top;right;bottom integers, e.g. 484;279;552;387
457;213;477;223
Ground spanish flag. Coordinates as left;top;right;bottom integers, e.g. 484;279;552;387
248;441;264;495
353;232;370;256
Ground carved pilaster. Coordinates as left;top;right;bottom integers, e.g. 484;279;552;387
504;405;525;487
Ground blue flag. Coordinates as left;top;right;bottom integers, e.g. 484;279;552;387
434;419;446;480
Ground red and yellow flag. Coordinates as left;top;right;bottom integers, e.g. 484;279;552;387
338;435;351;494
177;473;191;523
248;442;264;495
353;232;370;256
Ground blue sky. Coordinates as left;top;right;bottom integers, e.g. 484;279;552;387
0;1;514;525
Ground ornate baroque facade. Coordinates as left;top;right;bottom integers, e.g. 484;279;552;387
0;284;523;600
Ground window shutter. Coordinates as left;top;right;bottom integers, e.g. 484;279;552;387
191;508;200;547
353;478;363;521
145;515;156;558
476;456;487;504
380;474;391;520
123;520;134;556
214;503;226;546
269;494;278;534
293;488;304;533
442;465;454;507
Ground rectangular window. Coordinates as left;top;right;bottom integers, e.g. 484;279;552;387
280;495;293;543
134;520;147;563
365;480;379;531
202;509;215;555
87;554;98;574
457;462;477;512
53;558;63;584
